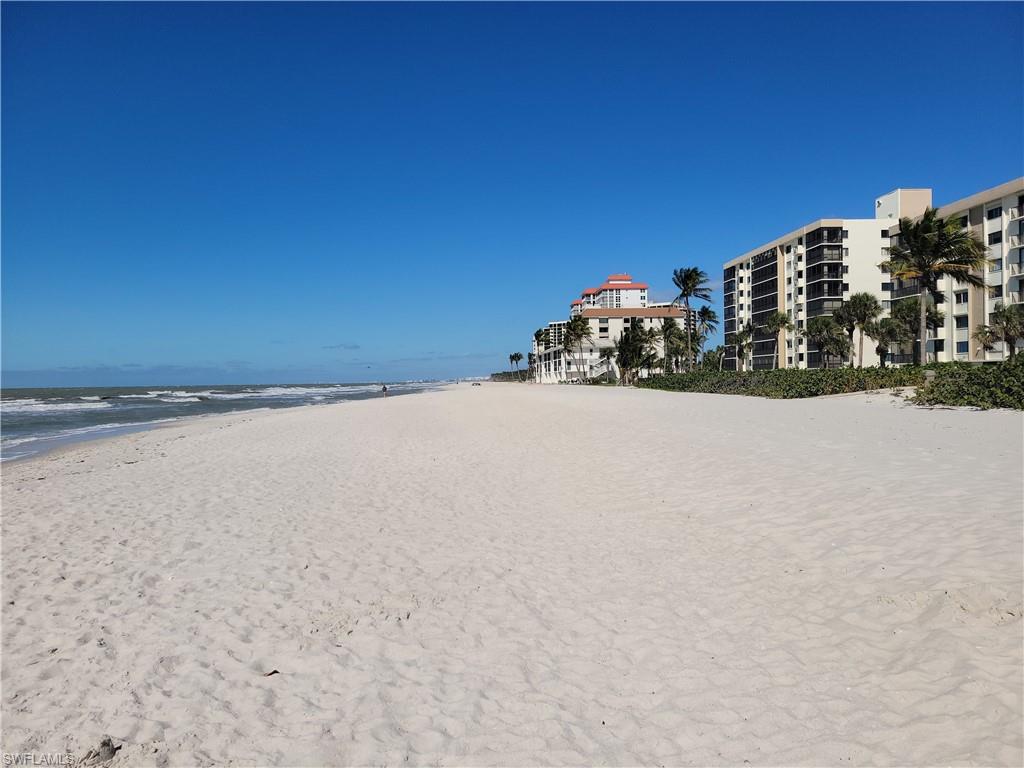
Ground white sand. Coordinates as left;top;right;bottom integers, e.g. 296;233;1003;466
2;384;1021;766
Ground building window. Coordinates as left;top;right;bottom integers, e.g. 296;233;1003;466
955;315;969;329
956;341;969;354
987;206;1002;220
797;237;803;245
880;229;889;237
990;285;1004;299
990;258;1003;272
785;245;792;254
958;215;968;228
933;340;945;353
955;291;968;304
988;232;1002;245
841;230;848;239
787;277;792;285
797;270;803;278
842;283;849;292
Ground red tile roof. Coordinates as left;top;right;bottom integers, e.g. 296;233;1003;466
570;299;584;306
598;282;648;291
606;273;633;281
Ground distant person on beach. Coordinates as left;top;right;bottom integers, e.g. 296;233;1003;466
381;384;388;398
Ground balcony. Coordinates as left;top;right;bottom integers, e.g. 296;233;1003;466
806;247;845;267
1009;206;1023;221
1008;261;1024;276
1010;292;1023;305
1008;234;1024;249
890;280;922;300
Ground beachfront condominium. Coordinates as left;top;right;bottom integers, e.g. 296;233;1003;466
534;273;695;383
722;177;1024;370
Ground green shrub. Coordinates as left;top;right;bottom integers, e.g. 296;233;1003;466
913;355;1024;410
637;366;925;399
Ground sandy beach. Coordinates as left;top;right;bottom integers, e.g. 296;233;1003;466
2;384;1021;766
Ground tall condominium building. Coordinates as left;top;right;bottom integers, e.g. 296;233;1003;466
722;177;1024;370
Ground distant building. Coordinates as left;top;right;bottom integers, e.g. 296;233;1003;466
532;273;696;383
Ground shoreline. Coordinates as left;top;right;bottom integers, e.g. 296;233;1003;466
0;384;444;465
3;384;1020;765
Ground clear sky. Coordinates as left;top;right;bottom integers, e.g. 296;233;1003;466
3;2;1021;386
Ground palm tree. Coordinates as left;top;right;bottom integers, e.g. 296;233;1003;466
568;314;594;382
889;298;944;364
847;292;883;367
803;316;850;369
865;317;911;368
832;304;857;367
727;321;754;371
533;328;550;382
882;208;988;364
671;267;712;371
658;317;685;373
562;323;580;382
510;352;524;381
762;310;794;369
527;351;536;381
984;302;1024;358
613;323;648;385
971;324;997;358
695;306;719;363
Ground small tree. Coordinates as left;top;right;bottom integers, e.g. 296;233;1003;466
865;317;911;368
982;302;1024;358
803;316;851;369
847;292;883;367
763;310;794;369
727;321;754;371
832;304;857;367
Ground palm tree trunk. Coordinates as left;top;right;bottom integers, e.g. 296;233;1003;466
858;328;864;368
684;299;693;372
918;287;928;365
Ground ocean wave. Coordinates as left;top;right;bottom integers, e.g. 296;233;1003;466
1;400;114;414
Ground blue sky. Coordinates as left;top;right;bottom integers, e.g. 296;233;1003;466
3;2;1021;386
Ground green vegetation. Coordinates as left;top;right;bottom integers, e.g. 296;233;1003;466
913;355;1024;410
637;366;924;399
637;357;1023;410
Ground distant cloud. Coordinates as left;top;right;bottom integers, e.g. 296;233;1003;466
322;342;361;350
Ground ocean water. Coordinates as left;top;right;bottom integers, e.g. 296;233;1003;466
0;381;443;461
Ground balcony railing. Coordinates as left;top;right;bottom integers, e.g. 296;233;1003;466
1010;292;1023;304
890;281;922;299
1008;262;1024;276
1008;234;1023;249
1009;206;1023;221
